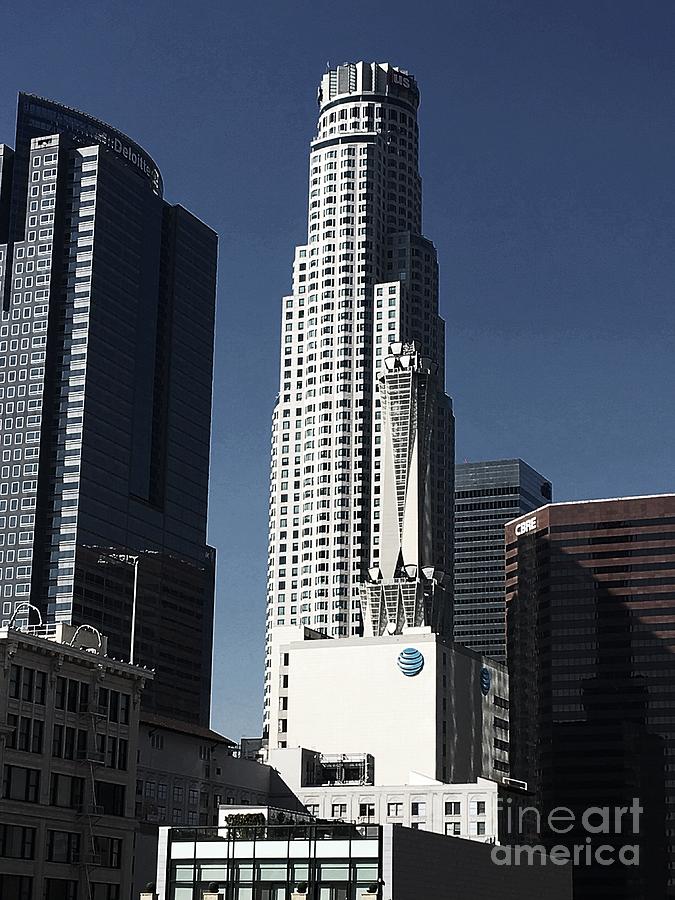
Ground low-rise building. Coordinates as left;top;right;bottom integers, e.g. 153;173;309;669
262;625;514;846
0;617;152;900
267;626;509;787
154;819;572;900
133;715;303;895
270;749;500;840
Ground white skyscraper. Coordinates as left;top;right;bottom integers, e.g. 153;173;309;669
264;63;454;732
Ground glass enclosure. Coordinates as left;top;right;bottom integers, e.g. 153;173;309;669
167;824;381;900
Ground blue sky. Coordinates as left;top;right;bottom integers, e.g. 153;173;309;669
2;0;674;738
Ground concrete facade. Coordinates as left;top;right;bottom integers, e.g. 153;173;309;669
133;716;303;896
156;820;572;900
387;824;571;900
267;626;508;788
268;763;501;842
0;621;151;900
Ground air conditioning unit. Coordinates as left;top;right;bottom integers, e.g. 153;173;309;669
501;776;528;791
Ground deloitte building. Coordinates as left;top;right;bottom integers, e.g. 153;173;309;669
0;95;217;725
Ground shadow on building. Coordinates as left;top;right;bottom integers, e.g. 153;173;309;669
508;536;671;899
72;544;215;726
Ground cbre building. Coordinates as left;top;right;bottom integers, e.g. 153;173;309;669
0;94;217;725
506;495;675;900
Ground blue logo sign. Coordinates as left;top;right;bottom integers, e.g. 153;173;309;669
480;667;491;696
398;647;424;677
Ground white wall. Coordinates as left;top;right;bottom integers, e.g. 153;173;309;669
284;632;441;785
293;777;500;841
272;629;509;788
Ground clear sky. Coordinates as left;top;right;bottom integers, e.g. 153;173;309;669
1;0;674;739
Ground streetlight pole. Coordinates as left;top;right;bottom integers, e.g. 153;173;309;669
129;555;139;666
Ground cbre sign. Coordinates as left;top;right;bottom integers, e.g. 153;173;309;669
515;516;537;536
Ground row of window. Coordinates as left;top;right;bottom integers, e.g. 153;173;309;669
0;822;121;866
317;799;486;818
6;716;126;768
0;876;119;900
9;668;131;722
2;765;126;815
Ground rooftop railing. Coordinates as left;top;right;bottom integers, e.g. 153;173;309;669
169;823;381;843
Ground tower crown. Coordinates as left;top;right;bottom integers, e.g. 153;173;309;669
317;61;419;112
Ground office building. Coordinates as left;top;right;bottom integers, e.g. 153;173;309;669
263;622;517;846
454;459;551;659
267;626;508;784
506;495;675;900
268;748;504;843
134;715;302;896
0;94;217;725
154;818;572;900
259;67;512;856
265;62;454;731
0;617;151;900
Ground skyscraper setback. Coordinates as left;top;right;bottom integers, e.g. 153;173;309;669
265;63;454;729
0;94;217;725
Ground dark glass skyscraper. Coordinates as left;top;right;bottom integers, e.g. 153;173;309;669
0;94;217;725
506;496;675;900
453;459;551;660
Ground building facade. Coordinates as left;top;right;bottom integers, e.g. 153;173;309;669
0;94;217;725
266;751;502;843
134;715;302;897
454;459;551;660
506;495;675;900
265;62;454;732
156;820;572;900
266;627;508;787
0;620;151;900
263;622;516;847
